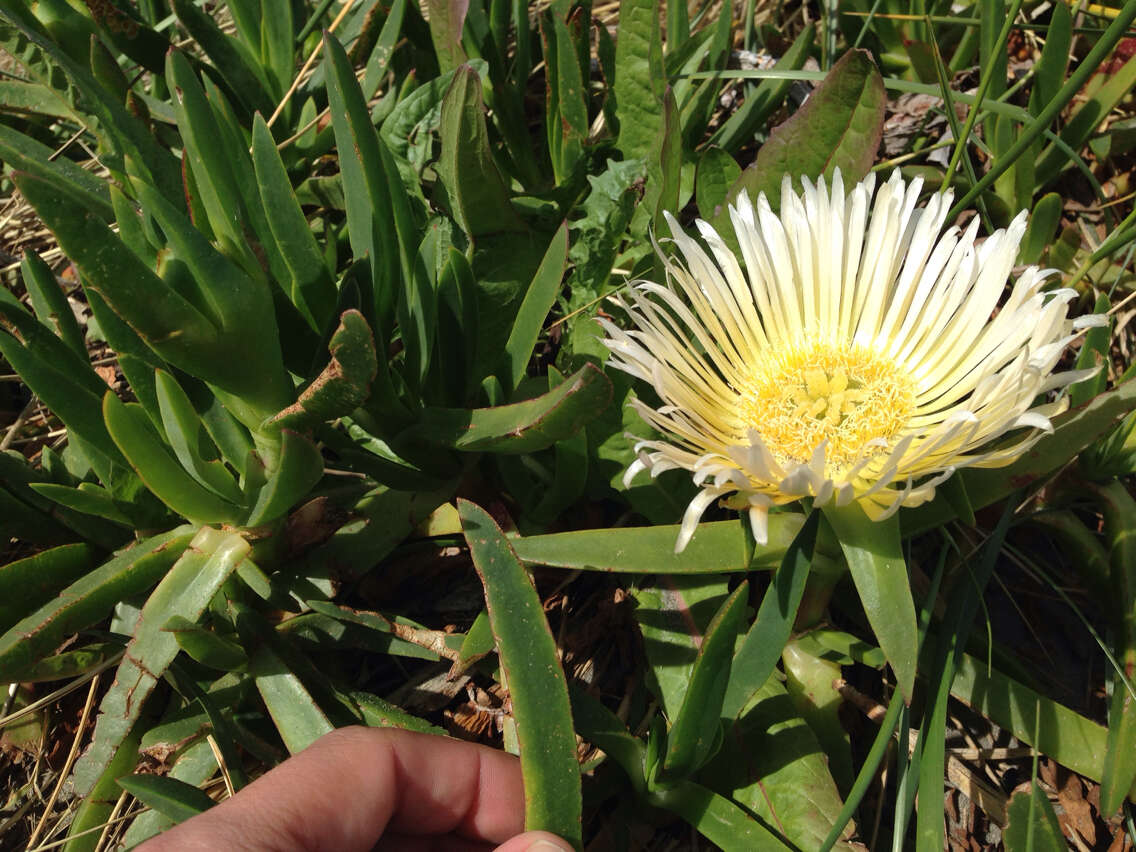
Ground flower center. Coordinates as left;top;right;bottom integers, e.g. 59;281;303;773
737;341;915;471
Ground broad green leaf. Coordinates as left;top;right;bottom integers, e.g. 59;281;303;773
470;230;550;378
782;639;853;793
720;49;886;219
163;615;249;671
695;146;742;220
0;543;94;635
104;392;243;524
242;430;325;527
1002;784;1067;852
424;0;468;74
723;510;819;718
647;87;682;228
503;222;568;393
822;504;916;703
413;363;611;454
0;527;192;679
663;581;749;777
73;528;249;797
460;500;582;849
613;0;664;161
270;310;378;430
117;774;217;824
438;65;527;238
513;513;806;573
634;576;730;719
702;675;857;851
432;247;480;405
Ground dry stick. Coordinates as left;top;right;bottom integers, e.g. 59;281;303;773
29;808;147;852
0;653;123;730
25;673;102;850
207;734;236;799
93;789;129;852
0;397;38;451
266;0;357;128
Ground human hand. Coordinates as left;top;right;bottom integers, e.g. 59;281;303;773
137;726;574;852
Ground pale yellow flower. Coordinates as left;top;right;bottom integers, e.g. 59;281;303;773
600;170;1104;552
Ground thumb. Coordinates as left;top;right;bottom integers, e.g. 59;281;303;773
493;830;575;852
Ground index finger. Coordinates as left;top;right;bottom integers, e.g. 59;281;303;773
140;727;527;851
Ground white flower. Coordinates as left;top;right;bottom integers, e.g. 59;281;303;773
600;170;1104;552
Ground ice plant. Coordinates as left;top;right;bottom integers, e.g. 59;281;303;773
601;170;1104;552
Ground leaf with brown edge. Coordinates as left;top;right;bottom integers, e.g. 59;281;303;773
270;310;379;431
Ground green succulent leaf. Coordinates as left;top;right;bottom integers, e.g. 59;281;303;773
0;543;95;636
413;364;611;454
116;774;217;825
460;499;582;849
503;222;569;394
242;429;325;528
73;528;250;797
723;510;820;718
0;527;193;682
662;580;749;777
513;514;806;573
822;504;917;704
104;392;243;524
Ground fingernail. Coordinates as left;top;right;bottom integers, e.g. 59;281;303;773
525;841;571;852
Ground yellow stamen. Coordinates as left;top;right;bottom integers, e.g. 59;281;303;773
737;340;915;472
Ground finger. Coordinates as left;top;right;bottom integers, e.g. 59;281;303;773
139;727;527;852
493;830;576;852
